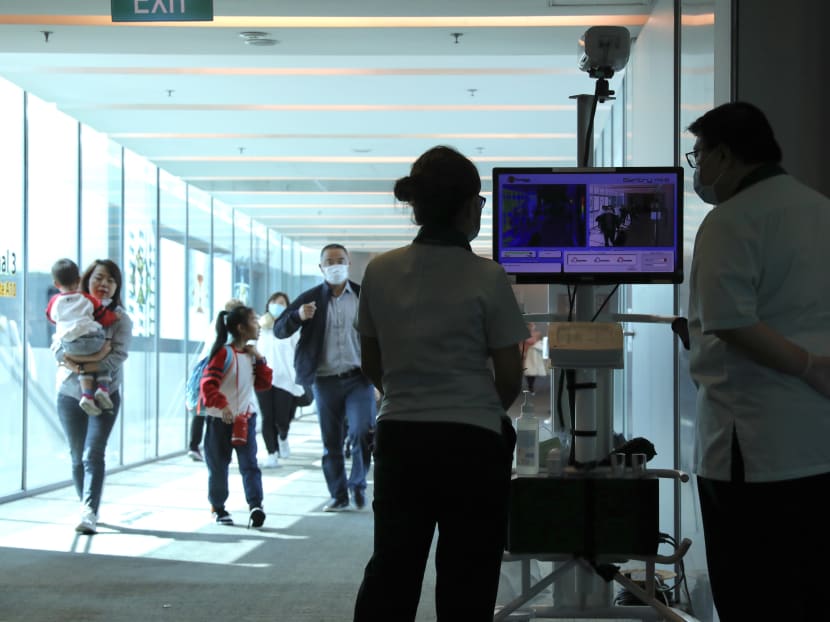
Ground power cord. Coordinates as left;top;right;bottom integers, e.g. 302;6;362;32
612;532;695;617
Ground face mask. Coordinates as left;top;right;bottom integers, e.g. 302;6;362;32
268;302;285;317
692;168;718;204
323;264;349;285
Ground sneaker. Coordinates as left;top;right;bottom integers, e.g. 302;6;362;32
75;507;97;535
263;453;281;469
187;449;203;462
213;508;233;525
351;488;366;510
94;387;113;409
248;506;266;528
79;395;101;416
323;498;350;512
278;437;291;459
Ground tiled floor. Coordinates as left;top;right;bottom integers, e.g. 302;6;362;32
0;412;341;562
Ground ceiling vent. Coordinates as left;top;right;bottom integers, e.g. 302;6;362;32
239;31;279;46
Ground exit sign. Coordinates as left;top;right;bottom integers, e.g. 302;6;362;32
111;0;214;22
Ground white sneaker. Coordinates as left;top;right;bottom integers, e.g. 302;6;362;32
263;452;281;468
76;507;97;534
94;387;113;409
278;437;291;459
79;396;101;416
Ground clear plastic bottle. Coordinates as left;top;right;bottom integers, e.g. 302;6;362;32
516;391;539;475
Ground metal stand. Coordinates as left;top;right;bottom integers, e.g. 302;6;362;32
497;470;696;622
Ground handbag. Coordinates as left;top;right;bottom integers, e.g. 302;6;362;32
231;411;251;446
296;384;314;407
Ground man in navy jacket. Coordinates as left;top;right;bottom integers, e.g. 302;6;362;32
274;244;376;511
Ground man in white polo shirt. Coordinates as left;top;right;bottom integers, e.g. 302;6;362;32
686;101;830;621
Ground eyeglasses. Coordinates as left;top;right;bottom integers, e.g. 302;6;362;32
477;195;487;210
685;150;701;168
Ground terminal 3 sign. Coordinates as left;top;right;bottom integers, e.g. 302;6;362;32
111;0;214;22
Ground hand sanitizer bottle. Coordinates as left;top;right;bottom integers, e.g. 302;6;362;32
516;391;539;476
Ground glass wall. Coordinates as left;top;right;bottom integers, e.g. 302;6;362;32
678;1;720;618
25;94;81;490
0;77;25;496
0;77;315;503
122;150;159;464
158;170;189;456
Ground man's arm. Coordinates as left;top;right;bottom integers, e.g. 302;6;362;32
714;322;830;398
274;292;312;339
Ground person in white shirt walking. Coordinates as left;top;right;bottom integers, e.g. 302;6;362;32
256;292;305;467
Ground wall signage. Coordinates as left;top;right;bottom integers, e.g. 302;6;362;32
111;0;214;22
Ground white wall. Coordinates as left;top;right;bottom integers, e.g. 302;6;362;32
734;0;830;198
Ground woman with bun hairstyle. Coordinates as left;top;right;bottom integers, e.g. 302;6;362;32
353;146;528;621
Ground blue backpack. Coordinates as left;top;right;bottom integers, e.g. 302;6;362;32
185;344;232;413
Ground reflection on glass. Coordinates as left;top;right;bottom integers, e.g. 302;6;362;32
0;76;25;496
25;92;83;490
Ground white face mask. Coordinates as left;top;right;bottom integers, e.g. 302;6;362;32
323;264;349;285
268;302;285;317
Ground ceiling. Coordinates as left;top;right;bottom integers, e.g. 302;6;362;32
0;0;656;256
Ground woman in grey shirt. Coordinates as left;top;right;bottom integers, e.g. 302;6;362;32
54;259;132;535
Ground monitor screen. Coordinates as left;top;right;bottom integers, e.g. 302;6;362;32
492;167;684;284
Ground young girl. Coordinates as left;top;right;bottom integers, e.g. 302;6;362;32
200;305;273;528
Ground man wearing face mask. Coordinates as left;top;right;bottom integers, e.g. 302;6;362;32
274;244;377;512
687;101;830;622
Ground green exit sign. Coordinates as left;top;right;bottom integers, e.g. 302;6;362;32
111;0;214;22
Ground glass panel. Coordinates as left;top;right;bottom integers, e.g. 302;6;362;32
81;126;123;267
268;229;284;297
79;124;125;462
299;243;320;294
24;94;81;490
251;221;268;313
0;77;25;496
678;1;719;616
619;0;678;543
187;186;214;358
233;210;252;306
213;200;233;308
122;149;158;462
158;170;188;455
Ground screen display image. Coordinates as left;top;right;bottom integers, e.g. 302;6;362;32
493;167;683;284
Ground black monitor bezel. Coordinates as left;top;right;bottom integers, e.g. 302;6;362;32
492;166;684;285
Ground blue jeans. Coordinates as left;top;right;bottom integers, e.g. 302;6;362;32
204;414;263;511
57;391;121;515
313;372;376;502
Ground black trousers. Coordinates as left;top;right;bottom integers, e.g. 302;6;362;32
697;435;830;621
255;386;297;454
354;418;515;622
